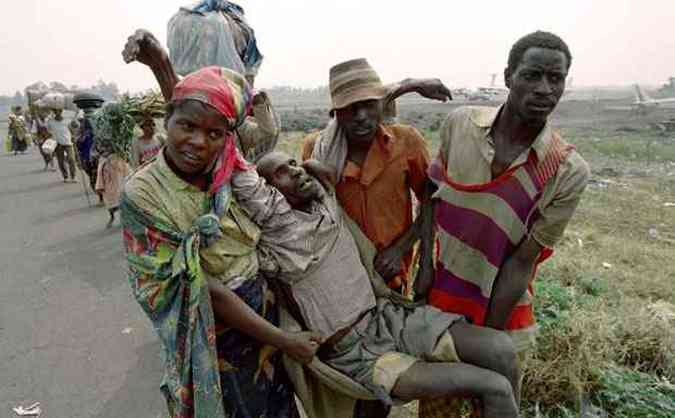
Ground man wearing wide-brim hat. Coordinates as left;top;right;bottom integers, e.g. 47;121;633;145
303;58;451;300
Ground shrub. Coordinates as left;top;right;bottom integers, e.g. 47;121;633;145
524;275;675;416
593;365;675;417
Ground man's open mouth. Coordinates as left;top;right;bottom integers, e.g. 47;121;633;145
528;101;555;112
353;126;374;136
299;177;314;192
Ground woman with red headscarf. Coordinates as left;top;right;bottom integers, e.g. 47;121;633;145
121;66;319;418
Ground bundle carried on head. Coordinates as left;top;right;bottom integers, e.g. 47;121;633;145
92;101;136;161
73;92;105;112
125;90;166;121
91;92;166;161
168;0;263;77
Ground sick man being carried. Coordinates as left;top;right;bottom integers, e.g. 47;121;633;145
227;151;521;418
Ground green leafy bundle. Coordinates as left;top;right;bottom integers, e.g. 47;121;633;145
125;90;166;121
92;101;136;161
91;92;166;161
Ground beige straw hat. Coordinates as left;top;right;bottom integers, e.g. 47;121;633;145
329;58;388;111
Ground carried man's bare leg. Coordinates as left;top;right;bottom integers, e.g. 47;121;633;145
394;363;517;418
392;323;520;418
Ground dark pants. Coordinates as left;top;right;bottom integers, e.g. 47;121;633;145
83;157;99;193
215;277;299;418
55;144;77;180
12;135;27;153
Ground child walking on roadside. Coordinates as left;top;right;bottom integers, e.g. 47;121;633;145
95;145;132;228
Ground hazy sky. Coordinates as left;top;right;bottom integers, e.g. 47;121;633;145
1;0;674;95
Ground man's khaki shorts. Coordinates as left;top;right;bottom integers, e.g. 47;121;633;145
319;299;464;403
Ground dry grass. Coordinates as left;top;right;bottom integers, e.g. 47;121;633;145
615;301;675;377
520;128;675;415
523;293;675;412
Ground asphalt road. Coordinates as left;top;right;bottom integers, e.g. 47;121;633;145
0;150;165;418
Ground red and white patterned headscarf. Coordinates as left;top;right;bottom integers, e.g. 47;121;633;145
172;66;253;193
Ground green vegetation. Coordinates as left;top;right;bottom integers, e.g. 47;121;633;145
569;127;675;164
594;366;675;417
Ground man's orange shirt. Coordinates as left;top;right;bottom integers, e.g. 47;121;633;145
302;124;430;294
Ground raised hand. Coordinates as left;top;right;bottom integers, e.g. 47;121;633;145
122;29;166;66
411;78;453;102
252;91;269;106
122;29;178;101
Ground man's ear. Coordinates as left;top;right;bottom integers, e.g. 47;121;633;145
504;67;512;89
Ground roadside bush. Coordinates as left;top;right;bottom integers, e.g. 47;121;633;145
614;301;675;378
524;275;675;416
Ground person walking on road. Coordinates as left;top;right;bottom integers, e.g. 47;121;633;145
34;111;56;170
8;106;29;155
95;142;132;228
47;109;78;183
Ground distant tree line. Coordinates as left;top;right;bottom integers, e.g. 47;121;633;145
278;108;329;132
0;91;25;108
1;80;121;118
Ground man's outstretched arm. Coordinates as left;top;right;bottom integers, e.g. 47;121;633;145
385;78;453;104
123;29;180;101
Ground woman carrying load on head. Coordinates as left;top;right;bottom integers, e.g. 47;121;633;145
120;64;319;418
33;110;55;170
8;106;29;155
